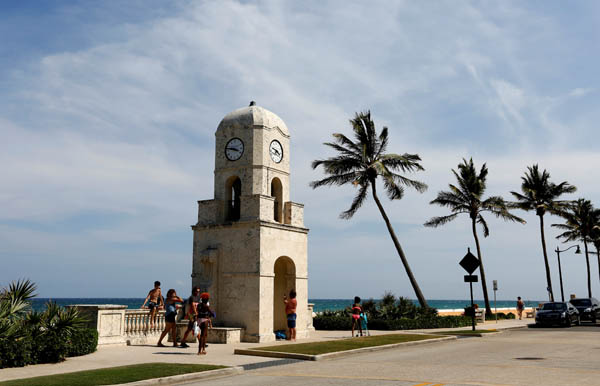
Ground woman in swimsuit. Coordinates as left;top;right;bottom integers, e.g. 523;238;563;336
196;292;213;355
157;289;183;347
351;296;363;337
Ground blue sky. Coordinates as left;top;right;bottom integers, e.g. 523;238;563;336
2;1;600;302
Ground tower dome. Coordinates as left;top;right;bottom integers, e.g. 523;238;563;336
217;101;289;136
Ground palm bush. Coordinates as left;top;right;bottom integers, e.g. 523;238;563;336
0;279;95;368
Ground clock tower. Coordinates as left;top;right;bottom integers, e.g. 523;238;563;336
192;102;310;342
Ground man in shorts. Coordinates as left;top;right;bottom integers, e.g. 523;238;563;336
179;286;201;348
141;281;164;329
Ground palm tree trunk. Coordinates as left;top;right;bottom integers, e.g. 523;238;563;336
370;181;428;308
471;217;492;316
584;241;592;298
538;215;554;301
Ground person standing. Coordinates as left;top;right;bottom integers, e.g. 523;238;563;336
179;287;201;348
351;296;363;337
157;289;183;347
283;289;297;341
141;281;164;329
516;296;525;320
197;293;213;355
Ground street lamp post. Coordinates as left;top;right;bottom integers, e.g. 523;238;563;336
555;245;581;302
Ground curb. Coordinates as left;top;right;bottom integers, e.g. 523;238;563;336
234;335;457;361
120;366;244;385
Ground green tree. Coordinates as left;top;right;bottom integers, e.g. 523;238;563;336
510;164;576;301
424;158;525;315
310;111;429;307
0;279;36;341
553;199;600;298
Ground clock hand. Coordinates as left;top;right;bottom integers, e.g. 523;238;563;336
271;148;281;156
226;147;241;151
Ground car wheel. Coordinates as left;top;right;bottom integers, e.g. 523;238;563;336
565;318;572;327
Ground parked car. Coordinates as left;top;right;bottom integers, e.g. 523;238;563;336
569;298;600;323
535;302;579;327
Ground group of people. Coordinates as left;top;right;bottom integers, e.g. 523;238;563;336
141;281;213;355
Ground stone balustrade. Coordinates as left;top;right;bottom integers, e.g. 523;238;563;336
124;309;166;345
71;303;313;346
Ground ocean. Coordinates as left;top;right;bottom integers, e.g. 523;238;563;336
30;298;541;313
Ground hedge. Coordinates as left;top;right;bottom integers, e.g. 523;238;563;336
67;328;99;357
313;314;471;330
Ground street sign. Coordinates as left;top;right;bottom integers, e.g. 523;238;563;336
493;280;498;291
459;248;480;274
464;275;478;282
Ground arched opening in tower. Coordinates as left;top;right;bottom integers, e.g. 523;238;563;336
271;177;283;223
226;176;241;221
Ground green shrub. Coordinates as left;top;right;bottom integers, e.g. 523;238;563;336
0;335;33;368
34;330;70;364
67;328;98;357
314;314;471;330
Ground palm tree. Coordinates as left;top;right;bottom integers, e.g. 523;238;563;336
0;279;37;341
510;165;576;301
424;158;525;315
310;111;429;307
553;199;600;298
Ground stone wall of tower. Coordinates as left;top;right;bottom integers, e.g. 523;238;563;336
192;103;309;343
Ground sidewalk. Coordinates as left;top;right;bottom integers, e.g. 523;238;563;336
0;318;532;382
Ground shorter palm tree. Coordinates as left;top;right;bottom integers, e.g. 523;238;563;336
425;158;525;315
552;199;600;298
510;164;576;302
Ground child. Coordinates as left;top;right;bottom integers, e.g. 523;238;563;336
196;292;213;355
351;296;363;337
157;289;183;347
141;281;164;329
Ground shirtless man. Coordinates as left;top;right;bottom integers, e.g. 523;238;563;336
141;281;164;329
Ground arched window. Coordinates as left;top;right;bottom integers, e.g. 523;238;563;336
226;176;241;221
271;177;283;223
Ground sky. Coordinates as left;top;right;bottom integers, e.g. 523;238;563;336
2;1;600;302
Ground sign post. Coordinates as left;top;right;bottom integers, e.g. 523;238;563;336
460;248;480;331
493;280;498;324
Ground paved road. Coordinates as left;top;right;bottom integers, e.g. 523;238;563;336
184;325;600;386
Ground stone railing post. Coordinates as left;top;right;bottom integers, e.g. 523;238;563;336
68;305;127;345
307;303;315;331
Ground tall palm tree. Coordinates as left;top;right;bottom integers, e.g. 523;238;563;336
553;199;600;298
310;111;429;307
424;158;525;315
510;165;576;301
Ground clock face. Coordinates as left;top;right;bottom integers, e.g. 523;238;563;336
225;138;244;161
269;140;283;163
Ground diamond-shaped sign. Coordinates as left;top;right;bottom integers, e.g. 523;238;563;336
460;248;480;274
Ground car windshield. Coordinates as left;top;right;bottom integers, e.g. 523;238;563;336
542;303;567;311
570;299;591;307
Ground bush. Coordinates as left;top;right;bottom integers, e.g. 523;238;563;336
67;328;98;357
494;312;516;320
314;313;471;330
0;335;33;368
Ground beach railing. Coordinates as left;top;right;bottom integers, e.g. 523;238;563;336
124;309;166;345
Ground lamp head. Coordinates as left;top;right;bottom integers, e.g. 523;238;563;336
575;245;582;254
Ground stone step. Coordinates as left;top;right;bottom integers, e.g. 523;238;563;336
172;321;244;344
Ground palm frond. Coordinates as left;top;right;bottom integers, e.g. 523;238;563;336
424;214;459;227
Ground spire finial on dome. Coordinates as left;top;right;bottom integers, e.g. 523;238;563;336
249;101;256;106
